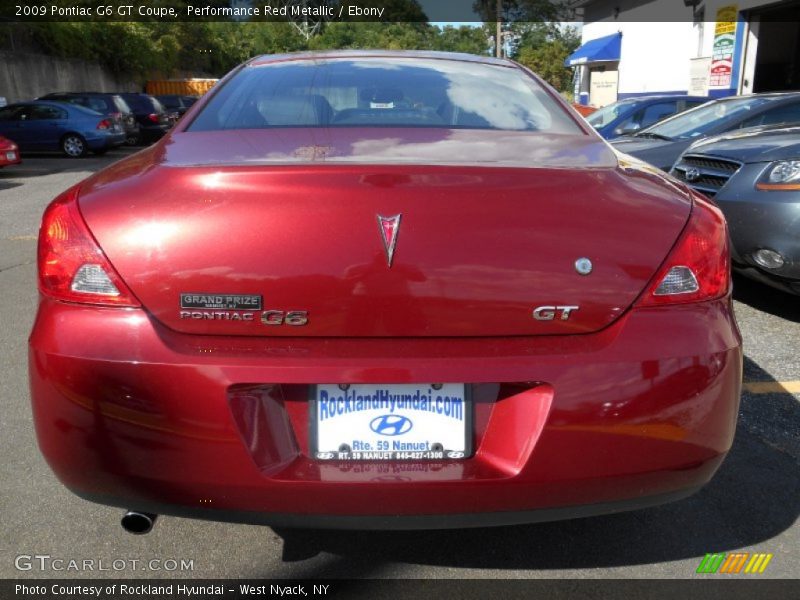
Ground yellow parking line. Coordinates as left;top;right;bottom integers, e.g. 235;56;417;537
743;381;800;394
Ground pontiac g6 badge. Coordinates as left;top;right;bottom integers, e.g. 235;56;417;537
178;292;307;325
377;214;401;267
180;293;262;321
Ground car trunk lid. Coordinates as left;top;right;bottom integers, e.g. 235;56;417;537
78;129;691;337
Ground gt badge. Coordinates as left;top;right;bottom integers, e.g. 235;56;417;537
377;214;401;267
533;305;580;321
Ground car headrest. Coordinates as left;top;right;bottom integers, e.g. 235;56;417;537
258;95;333;126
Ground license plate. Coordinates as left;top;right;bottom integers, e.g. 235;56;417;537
5;152;16;160
311;383;471;461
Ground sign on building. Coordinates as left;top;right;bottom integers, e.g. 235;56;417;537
689;57;712;96
709;5;738;88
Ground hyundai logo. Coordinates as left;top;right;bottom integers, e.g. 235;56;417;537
370;414;413;436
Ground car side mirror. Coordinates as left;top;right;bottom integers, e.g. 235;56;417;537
614;124;640;136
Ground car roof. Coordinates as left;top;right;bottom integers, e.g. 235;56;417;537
616;95;708;102
249;50;512;68
45;91;120;97
27;100;102;115
717;91;800;102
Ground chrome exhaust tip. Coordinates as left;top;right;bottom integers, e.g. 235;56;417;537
121;511;157;535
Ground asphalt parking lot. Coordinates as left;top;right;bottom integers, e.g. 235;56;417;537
0;149;797;580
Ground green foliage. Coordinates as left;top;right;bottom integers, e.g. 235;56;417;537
472;0;567;23
510;23;579;92
433;25;490;55
7;15;579;93
309;22;437;51
516;37;574;91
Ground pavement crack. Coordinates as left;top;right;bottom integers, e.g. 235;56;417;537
0;261;34;274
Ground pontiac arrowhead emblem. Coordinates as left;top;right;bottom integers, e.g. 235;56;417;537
377;214;402;267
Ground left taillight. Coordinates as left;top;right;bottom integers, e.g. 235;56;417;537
97;119;111;130
635;193;730;307
38;186;140;307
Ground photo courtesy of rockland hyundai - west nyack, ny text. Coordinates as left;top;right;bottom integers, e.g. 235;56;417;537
0;1;798;599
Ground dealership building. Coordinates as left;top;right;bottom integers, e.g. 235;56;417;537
569;0;800;106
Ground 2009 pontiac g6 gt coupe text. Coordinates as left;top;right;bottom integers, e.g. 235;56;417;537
29;51;742;533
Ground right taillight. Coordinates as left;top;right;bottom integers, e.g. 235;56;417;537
636;194;730;306
38;186;140;307
147;113;160;123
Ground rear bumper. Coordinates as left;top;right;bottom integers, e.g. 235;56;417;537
123;123;140;137
85;132;126;150
75;485;704;530
138;125;169;142
0;146;20;166
29;297;742;528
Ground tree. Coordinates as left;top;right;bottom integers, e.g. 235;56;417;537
472;0;569;56
472;0;566;23
516;38;574;91
309;22;437;51
433;25;490;55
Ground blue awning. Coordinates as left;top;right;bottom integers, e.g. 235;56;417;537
565;33;622;67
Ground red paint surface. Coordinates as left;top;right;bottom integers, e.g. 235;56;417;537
0;135;21;167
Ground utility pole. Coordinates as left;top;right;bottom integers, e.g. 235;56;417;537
288;0;328;41
495;0;503;57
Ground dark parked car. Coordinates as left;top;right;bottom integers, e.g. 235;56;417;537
0;101;125;157
156;94;199;117
38;92;140;146
612;92;800;170
587;95;707;139
671;125;800;295
118;93;171;144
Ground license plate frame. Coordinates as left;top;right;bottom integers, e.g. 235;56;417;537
309;383;473;461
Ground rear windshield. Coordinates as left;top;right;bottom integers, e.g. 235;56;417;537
112;96;132;113
158;95;181;108
189;58;580;133
122;94;164;113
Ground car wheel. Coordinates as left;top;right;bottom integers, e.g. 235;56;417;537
125;134;139;146
61;134;87;158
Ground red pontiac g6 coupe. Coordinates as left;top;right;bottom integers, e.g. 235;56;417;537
29;51;742;534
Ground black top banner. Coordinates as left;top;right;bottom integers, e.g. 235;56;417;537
3;0;796;23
